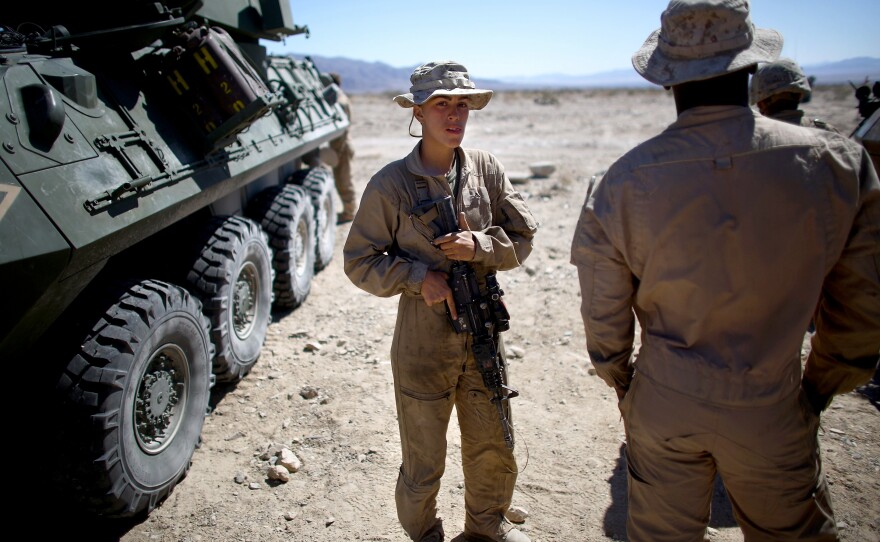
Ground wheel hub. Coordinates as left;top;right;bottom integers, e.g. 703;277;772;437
233;262;258;339
294;217;309;275
135;347;188;454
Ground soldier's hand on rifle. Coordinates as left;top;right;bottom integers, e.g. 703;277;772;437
421;270;457;320
435;212;476;261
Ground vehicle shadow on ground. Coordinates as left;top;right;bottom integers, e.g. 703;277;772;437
602;443;738;540
14;498;140;540
209;379;240;411
15;359;260;539
10;398;143;539
12;378;251;539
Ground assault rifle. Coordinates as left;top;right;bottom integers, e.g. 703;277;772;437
415;195;519;449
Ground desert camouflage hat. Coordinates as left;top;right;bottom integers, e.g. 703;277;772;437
632;0;783;87
393;61;493;110
750;58;811;104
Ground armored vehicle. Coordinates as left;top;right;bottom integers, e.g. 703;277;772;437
1;1;347;518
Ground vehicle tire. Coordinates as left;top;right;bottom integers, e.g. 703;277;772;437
188;216;273;383
56;279;213;517
248;183;316;310
288;166;336;271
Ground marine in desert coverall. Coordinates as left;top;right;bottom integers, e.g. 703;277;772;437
330;86;357;219
344;143;537;540
571;105;880;541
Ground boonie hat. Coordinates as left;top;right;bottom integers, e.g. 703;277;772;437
750;58;811;104
393;61;493;110
632;0;783;87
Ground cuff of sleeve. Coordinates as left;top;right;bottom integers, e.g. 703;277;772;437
592;357;634;392
470;231;493;264
406;261;429;294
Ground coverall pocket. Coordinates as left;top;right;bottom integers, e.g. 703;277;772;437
618;371;639;419
400;386;453;402
795;385;822;451
623;443;650;485
796;385;821;425
463;388;509;437
409;212;440;243
461;186;492;229
397;385;456;472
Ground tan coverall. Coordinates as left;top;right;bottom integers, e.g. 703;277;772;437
767;108;841;133
331;88;357;218
343;143;537;541
570;105;880;542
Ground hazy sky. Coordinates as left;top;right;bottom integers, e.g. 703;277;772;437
262;0;879;79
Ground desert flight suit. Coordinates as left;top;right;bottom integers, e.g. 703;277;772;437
767;108;842;134
571;105;880;542
330;88;357;219
343;143;537;541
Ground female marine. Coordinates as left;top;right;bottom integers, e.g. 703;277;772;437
343;61;537;542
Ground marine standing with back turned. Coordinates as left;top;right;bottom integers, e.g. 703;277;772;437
571;0;880;540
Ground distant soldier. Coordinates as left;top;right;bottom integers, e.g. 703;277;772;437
851;80;880;121
321;72;358;223
750;58;840;132
802;75;816;103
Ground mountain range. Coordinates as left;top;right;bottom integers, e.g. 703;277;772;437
294;54;880;94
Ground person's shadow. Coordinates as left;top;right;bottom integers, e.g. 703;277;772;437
603;445;629;540
856;368;880;411
603;443;737;540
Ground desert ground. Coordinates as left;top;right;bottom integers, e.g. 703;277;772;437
64;86;877;541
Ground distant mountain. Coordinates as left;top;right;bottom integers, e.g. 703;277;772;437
290;54;880;93
500;57;880;89
293;55;414;94
500;69;651;89
289;54;514;94
800;57;880;86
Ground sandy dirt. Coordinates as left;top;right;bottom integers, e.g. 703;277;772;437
66;86;878;541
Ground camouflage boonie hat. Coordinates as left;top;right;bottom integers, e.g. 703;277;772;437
750;58;811;104
393;61;493;110
632;0;783;87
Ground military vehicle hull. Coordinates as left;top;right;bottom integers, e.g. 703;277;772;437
1;1;347;518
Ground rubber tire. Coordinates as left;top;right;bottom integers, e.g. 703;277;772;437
288;166;336;271
248;183;316;310
56;280;213;518
188;216;273;383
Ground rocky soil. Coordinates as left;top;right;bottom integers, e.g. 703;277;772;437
58;86;879;541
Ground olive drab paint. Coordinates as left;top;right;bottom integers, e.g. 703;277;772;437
1;0;349;520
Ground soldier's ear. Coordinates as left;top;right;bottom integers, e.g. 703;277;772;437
413;106;424;122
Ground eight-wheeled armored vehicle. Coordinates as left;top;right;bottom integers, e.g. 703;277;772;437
1;0;346;518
